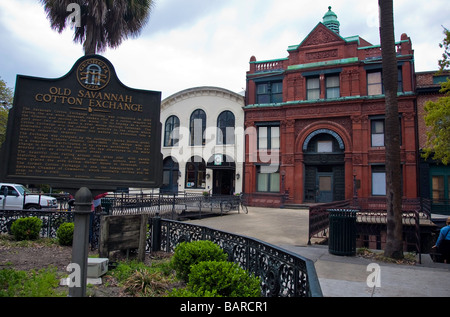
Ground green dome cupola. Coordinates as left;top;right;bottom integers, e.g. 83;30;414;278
323;6;340;34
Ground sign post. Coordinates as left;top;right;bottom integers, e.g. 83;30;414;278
0;55;163;297
0;55;163;192
69;187;92;297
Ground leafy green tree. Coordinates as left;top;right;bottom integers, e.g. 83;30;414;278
423;27;450;165
0;77;13;145
40;0;155;55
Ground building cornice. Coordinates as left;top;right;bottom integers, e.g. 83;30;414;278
161;86;244;111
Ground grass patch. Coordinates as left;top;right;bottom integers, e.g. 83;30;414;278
0;266;66;297
0;234;58;248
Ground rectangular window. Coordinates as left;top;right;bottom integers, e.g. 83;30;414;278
306;77;320;100
317;140;333;153
258;125;280;150
371;119;385;147
367;71;383;95
256;82;283;104
270;126;280;149
326;75;340;99
371;117;402;147
432;176;445;203
398;68;403;93
271;82;283;103
257;165;280;192
366;68;403;95
372;166;386;196
448;176;450;202
257;84;270;104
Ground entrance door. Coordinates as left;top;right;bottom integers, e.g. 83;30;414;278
317;173;333;203
160;157;179;194
213;169;235;195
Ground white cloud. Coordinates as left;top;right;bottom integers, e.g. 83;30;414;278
0;0;448;98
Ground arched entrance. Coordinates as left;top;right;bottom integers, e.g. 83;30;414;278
160;157;179;193
207;154;236;195
303;129;345;203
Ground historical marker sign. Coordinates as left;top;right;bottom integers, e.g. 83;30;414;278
0;55;162;191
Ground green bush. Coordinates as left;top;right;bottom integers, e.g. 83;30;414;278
10;217;42;241
171;240;228;281
186;261;261;297
56;222;74;246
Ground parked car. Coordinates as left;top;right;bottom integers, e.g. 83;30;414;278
0;183;58;210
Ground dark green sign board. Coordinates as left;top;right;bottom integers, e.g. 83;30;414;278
1;55;162;192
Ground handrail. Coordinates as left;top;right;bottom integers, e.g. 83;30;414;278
149;218;323;297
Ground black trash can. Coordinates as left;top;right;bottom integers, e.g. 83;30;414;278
328;209;357;256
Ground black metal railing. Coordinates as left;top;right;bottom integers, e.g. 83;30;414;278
308;198;432;257
430;198;450;215
148;218;323;297
0;209;103;250
103;192;245;219
0;208;323;297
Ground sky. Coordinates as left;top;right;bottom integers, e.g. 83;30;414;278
0;0;448;100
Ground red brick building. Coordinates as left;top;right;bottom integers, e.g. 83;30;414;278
244;7;418;207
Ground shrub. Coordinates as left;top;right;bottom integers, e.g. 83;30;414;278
186;260;261;297
10;217;42;241
123;268;173;296
171;240;228;281
56;222;74;246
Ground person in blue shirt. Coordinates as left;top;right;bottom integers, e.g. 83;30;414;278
433;217;450;263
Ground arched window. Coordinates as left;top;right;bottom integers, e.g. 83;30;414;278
190;109;206;146
185;156;206;189
217;111;235;145
164;115;180;147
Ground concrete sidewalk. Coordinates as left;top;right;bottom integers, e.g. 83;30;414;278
186;207;450;297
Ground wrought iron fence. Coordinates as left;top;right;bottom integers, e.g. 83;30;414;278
0;210;103;250
148;218;323;297
308;198;433;257
0;208;323;297
103;192;245;219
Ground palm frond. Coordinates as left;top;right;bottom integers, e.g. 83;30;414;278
40;0;155;54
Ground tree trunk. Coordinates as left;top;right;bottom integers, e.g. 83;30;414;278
84;19;96;56
379;0;403;259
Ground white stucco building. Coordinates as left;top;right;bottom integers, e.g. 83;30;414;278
159;87;245;195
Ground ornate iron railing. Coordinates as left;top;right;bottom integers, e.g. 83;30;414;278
308;198;433;257
0;209;323;297
0;210;103;249
104;192;243;219
148;218;323;297
0;210;74;238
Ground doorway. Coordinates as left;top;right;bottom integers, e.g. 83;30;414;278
160;157;179;194
317;172;333;203
213;169;235;195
